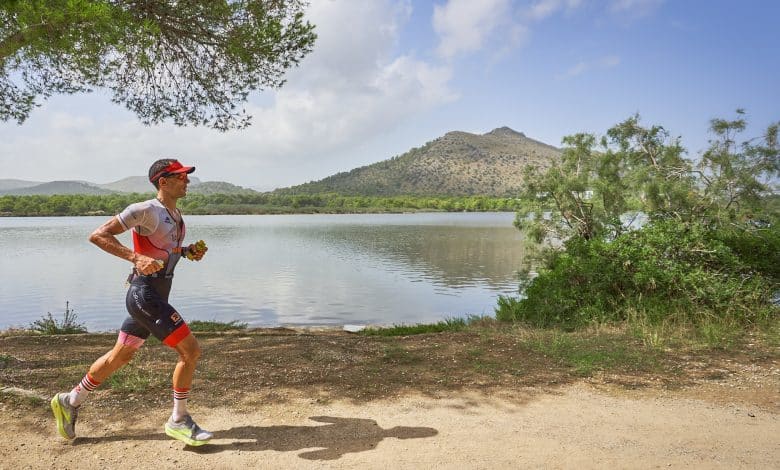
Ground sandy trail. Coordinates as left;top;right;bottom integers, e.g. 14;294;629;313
2;383;778;469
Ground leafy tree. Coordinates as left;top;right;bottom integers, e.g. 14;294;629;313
515;116;693;243
502;113;779;330
693;109;779;226
1;0;316;130
516;113;778;244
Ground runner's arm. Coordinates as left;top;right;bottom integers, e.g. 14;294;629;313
89;217;162;275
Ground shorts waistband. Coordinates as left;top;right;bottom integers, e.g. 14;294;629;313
132;269;174;280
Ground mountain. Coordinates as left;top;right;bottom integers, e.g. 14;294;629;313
0;181;115;196
0;176;257;196
0;179;44;191
279;127;561;197
187;181;257;195
98;176;203;193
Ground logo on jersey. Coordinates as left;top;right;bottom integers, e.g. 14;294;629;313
164;216;173;224
170;312;182;323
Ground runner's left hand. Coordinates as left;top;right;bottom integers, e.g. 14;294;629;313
186;240;208;261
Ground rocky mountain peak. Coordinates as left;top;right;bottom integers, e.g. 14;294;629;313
485;127;526;138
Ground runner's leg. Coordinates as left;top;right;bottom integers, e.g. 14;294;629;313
171;333;201;421
52;329;145;439
164;332;212;445
87;334;143;382
69;331;144;406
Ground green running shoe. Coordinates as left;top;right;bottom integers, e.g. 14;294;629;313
165;415;213;446
50;393;78;440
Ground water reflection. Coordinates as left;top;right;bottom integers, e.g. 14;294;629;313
298;224;526;289
0;213;526;330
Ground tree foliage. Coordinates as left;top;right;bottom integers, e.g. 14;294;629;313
515;112;778;244
695;110;780;226
0;0;316;130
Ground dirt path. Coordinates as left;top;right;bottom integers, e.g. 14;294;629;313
1;382;778;469
1;329;778;468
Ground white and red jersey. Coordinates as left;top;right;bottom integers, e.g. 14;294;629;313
117;198;186;276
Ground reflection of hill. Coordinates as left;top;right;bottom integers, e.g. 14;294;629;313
298;224;526;290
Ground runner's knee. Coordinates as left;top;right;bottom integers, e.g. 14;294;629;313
111;346;137;364
178;340;201;363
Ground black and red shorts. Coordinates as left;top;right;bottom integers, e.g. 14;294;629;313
122;275;190;347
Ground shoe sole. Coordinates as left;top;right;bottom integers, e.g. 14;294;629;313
165;426;211;446
50;395;74;440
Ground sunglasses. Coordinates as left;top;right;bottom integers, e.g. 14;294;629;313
163;173;189;181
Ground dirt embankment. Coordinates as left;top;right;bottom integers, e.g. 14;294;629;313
1;328;778;469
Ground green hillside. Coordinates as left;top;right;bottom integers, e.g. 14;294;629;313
188;181;257;195
278;127;561;197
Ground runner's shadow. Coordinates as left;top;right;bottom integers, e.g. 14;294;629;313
189;416;438;460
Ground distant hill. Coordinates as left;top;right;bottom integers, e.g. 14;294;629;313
187;181;257;195
98;176;203;193
0;181;115;196
278;127;561;197
0;176;257;196
0;179;44;191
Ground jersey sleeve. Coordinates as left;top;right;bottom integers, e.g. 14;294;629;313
117;201;157;235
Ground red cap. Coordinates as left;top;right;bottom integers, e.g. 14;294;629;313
150;160;195;183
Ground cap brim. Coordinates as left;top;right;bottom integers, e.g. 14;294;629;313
170;166;195;174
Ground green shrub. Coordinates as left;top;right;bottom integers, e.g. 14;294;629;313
710;224;780;282
496;220;778;329
30;302;87;335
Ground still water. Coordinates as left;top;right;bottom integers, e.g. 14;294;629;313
0;213;526;331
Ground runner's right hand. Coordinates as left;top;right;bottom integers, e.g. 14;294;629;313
134;255;164;275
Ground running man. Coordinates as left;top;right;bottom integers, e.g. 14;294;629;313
50;158;212;446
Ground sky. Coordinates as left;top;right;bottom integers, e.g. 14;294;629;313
1;0;778;191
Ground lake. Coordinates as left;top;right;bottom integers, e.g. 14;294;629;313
0;212;527;331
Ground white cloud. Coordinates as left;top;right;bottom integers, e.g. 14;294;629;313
433;0;584;60
527;0;581;21
433;0;513;59
226;0;457;172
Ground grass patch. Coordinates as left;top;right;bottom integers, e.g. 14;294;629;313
527;329;659;377
189;320;248;332
360;316;490;336
762;319;780;348
696;321;741;350
106;363;165;393
29;301;87;335
381;344;421;364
